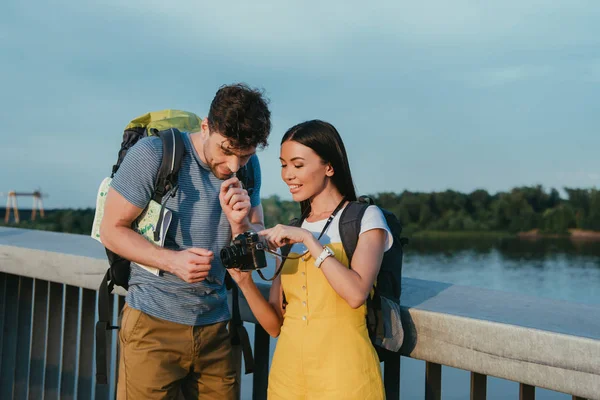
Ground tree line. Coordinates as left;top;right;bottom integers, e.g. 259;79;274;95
262;186;600;235
1;186;599;236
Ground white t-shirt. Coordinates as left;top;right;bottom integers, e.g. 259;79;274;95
289;205;393;256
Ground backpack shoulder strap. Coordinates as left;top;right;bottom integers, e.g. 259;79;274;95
151;128;185;242
153;128;185;203
95;270;118;384
339;201;370;267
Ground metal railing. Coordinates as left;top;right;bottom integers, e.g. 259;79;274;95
1;226;599;400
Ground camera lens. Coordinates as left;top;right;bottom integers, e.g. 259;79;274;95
220;248;235;269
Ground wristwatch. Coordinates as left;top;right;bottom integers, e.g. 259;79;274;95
314;246;334;268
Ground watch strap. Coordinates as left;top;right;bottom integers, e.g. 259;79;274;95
314;246;334;268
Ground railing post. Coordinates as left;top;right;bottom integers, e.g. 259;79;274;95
60;284;80;399
44;281;65;400
252;325;270;400
470;372;487;400
0;272;6;376
232;341;243;400
519;383;535;400
14;276;34;399
1;274;21;399
94;292;114;400
425;362;442;400
29;279;49;399
77;288;96;399
383;353;401;400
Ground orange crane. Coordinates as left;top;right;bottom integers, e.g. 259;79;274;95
2;190;47;223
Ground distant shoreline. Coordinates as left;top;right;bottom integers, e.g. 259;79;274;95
517;229;600;241
411;231;513;239
412;229;600;242
2;206;600;242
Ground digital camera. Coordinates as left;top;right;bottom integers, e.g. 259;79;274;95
220;231;267;271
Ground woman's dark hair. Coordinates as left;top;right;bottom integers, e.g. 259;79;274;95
281;120;357;215
208;83;271;150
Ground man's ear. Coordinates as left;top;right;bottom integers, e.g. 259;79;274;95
201;118;210;139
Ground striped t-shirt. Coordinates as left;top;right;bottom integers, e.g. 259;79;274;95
110;132;261;326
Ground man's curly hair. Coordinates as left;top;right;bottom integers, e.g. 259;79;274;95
207;83;271;150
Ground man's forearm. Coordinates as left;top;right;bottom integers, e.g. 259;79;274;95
101;225;174;272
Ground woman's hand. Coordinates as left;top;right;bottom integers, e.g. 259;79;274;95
259;224;312;249
226;267;254;288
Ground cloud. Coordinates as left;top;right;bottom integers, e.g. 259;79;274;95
470;65;554;87
82;0;600;48
9;0;599;71
2;0;600;207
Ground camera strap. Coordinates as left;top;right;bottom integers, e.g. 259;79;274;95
316;197;347;240
257;197;347;281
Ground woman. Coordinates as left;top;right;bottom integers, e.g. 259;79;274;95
227;120;393;399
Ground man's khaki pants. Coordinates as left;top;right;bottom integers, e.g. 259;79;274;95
117;304;238;399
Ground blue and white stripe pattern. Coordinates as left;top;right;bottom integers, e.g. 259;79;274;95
110;132;261;326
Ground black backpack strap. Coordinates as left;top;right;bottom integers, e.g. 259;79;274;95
229;280;255;374
153;128;185;203
339;201;370;266
95;269;118;384
152;128;185;241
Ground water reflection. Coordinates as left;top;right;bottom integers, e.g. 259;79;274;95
404;238;600;306
409;237;600;258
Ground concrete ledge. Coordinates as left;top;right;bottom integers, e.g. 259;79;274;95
0;227;108;290
404;308;600;399
1;227;599;398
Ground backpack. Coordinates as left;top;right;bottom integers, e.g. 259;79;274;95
281;196;407;359
339;196;408;359
95;109;256;385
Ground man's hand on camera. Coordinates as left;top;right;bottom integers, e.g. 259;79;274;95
166;248;213;283
219;177;251;227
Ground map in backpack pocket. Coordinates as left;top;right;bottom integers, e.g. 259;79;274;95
91;177;172;276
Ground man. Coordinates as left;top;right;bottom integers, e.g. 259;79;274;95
100;83;271;399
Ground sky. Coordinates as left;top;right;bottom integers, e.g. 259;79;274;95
1;0;599;209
